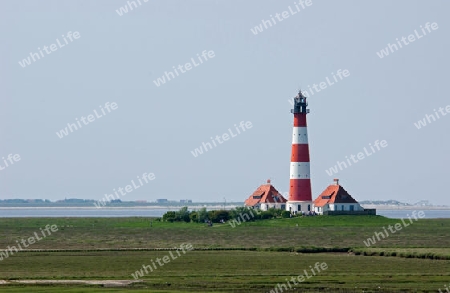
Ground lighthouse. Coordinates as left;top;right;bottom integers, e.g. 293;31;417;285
286;91;313;214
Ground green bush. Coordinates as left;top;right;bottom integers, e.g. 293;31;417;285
176;206;190;222
259;211;274;219
189;212;198;223
229;206;251;219
163;206;290;223
209;210;230;223
196;207;209;223
281;211;291;218
162;207;190;222
268;208;283;218
162;211;177;222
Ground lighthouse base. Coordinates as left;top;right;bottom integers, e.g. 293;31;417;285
286;201;313;215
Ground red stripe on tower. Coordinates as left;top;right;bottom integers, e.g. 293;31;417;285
286;91;312;214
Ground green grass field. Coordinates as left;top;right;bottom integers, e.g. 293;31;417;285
0;215;448;250
0;216;449;292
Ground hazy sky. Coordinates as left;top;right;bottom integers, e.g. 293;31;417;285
1;0;449;205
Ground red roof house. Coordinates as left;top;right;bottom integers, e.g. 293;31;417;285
313;179;364;214
244;180;287;211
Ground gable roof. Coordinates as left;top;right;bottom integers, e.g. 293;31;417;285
244;183;287;207
313;184;358;207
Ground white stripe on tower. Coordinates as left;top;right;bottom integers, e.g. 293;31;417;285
292;127;308;144
289;162;310;179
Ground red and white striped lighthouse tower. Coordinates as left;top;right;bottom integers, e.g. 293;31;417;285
286;91;313;214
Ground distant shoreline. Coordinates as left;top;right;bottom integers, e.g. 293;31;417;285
0;205;240;210
0;205;447;210
361;205;449;210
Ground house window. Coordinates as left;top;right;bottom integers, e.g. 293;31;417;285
350;205;354;211
298;205;301;211
281;204;285;209
307;204;311;211
341;205;344;211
